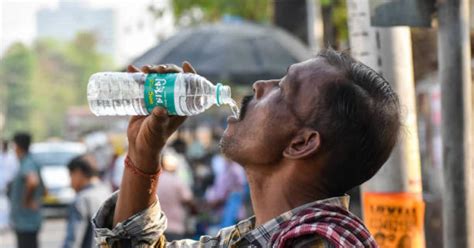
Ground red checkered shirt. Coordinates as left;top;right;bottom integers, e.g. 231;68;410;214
269;202;378;247
93;192;377;247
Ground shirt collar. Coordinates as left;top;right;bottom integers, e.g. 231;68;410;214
234;195;350;246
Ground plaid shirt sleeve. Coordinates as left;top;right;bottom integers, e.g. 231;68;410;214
92;191;232;248
92;191;168;247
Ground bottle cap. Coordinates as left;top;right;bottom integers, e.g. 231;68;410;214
216;83;231;106
216;83;223;106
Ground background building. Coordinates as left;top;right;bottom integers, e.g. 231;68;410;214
36;0;174;66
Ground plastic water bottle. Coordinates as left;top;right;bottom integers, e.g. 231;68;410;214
87;72;239;117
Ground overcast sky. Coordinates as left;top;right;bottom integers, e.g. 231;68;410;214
0;0;158;56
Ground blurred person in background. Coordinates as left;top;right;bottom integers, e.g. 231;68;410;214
105;136;128;191
10;132;44;248
206;154;245;215
63;155;111;248
169;137;193;187
0;139;18;231
205;154;247;233
111;153;126;191
186;131;206;161
157;150;197;241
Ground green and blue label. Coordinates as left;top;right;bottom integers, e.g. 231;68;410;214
144;73;178;115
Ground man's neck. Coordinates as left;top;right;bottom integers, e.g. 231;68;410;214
17;151;27;160
77;177;96;192
245;161;330;227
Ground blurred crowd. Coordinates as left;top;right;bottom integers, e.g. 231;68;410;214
0;125;251;248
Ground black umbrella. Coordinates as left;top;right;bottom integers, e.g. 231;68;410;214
132;22;311;85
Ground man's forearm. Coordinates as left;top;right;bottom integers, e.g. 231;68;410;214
24;184;36;206
24;174;39;207
113;63;190;227
113;159;159;226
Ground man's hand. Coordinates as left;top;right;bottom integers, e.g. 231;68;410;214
114;61;196;225
23;172;39;210
23;200;39;210
126;62;196;173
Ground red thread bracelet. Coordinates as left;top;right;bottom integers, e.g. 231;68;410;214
124;155;160;194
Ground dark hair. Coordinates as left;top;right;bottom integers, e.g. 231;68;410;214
67;155;98;178
171;138;187;154
312;49;401;194
13;132;32;152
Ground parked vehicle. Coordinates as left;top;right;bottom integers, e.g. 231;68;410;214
31;142;86;216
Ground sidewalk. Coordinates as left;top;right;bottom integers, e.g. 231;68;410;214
0;218;66;248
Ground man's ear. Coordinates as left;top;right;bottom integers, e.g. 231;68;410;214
283;129;321;159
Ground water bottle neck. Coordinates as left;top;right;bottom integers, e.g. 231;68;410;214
216;83;231;106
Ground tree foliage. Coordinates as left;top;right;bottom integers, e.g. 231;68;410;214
0;43;35;137
170;0;272;24
0;32;110;140
166;0;348;47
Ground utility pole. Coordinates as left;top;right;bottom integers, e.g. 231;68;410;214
365;28;423;194
306;0;324;52
273;0;324;53
274;0;309;46
347;0;425;246
437;0;473;247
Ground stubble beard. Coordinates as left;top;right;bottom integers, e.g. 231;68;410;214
219;135;245;166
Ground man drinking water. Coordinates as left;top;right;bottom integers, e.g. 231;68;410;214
93;49;400;247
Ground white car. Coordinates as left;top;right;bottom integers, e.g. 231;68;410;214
31;142;87;212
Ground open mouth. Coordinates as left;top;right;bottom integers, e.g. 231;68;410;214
226;94;252;125
238;95;253;121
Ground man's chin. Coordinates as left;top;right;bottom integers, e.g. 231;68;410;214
219;134;237;159
219;133;230;153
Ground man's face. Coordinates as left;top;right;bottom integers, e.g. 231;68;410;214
13;143;22;159
69;170;86;192
220;57;341;166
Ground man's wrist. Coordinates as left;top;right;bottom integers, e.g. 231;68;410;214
124;156;160;195
128;152;160;174
125;156;161;176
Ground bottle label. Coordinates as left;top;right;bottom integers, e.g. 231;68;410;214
144;73;178;115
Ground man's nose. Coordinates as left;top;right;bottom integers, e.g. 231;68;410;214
252;80;278;99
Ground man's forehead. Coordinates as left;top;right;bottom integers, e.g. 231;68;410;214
288;57;331;79
286;57;337;89
284;57;342;120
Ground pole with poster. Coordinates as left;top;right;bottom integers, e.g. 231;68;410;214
346;0;433;247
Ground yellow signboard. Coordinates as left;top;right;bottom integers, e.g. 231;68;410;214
363;192;425;248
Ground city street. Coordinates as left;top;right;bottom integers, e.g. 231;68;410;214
1;0;474;247
0;218;66;248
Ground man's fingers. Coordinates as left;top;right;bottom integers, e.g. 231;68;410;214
127;65;141;73
182;61;196;74
129;116;145;124
141;65;152;73
140;64;183;74
154;64;183;74
146;107;170;135
168;116;187;132
149;107;169;126
139;63;193;75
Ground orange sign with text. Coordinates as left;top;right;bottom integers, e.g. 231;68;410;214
363;193;425;248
